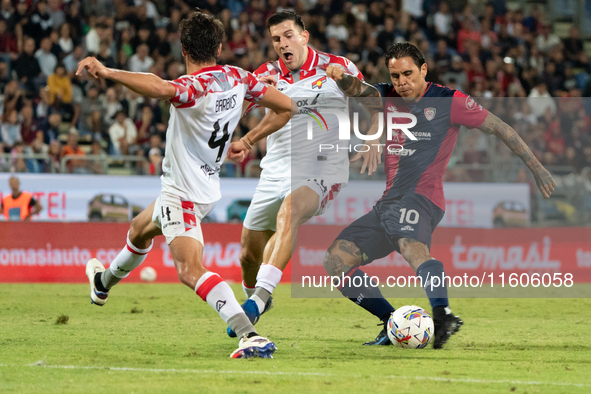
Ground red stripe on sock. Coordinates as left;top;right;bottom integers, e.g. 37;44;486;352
196;274;224;301
337;267;359;291
126;243;148;255
242;282;256;289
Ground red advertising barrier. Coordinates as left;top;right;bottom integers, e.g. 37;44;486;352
292;225;591;284
0;222;290;283
1;223;590;283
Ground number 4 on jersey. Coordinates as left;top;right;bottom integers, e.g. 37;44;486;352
209;120;230;163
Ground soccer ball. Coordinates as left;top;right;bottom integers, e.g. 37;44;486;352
140;267;157;282
387;305;434;349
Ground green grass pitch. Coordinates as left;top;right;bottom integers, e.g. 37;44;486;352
1;283;590;393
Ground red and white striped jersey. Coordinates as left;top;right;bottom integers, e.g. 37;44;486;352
250;47;363;183
162;65;267;203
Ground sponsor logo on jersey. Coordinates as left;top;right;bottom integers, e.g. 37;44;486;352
401;225;414;231
312;76;327;89
303;107;328;132
424;107;436;121
411;131;432;140
296;93;325;107
466;96;481;110
162;221;181;229
387;105;398;112
387;144;416;156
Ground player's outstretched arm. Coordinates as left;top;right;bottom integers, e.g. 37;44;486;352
478;112;556;198
326;64;380;99
76;57;176;101
227;86;295;162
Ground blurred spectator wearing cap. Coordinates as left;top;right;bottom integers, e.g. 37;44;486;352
108;110;137;156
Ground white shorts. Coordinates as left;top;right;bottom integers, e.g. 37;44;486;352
152;190;216;245
243;176;345;232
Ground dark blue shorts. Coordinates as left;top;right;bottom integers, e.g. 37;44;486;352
336;192;445;264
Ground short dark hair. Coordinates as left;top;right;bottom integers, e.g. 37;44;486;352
266;10;305;31
385;42;426;69
179;10;225;64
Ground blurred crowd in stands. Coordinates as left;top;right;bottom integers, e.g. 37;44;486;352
0;0;591;178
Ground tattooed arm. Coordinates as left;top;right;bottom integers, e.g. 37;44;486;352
478;112;556;198
326;64;383;175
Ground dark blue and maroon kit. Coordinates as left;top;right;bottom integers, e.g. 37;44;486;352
338;83;489;262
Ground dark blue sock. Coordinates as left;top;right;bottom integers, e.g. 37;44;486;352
339;268;395;322
416;260;449;309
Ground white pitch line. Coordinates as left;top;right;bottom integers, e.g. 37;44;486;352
393;375;591;388
1;363;588;388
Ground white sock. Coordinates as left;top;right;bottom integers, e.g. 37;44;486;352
108;231;153;278
255;264;283;294
195;272;244;324
242;282;256;298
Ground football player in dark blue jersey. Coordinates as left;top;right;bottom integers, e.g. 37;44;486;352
324;43;556;349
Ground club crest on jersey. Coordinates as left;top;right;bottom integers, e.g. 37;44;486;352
424;107;436;121
312;76;327;89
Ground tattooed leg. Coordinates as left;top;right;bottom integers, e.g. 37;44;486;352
323;239;395;326
323;239;363;277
